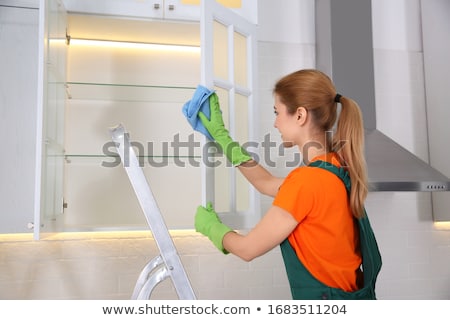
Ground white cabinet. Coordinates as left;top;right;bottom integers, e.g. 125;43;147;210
62;0;165;20
164;0;201;21
63;0;201;21
163;0;258;23
0;4;39;234
34;0;258;236
61;0;256;23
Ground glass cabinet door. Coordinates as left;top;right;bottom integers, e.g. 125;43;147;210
36;0;67;238
201;0;259;228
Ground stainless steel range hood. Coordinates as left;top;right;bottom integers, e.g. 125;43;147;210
364;130;450;191
315;0;450;192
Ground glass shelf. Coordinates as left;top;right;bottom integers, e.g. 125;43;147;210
65;154;202;158
66;82;196;102
64;154;203;166
63;154;206;172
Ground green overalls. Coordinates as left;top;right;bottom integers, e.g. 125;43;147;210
280;160;382;300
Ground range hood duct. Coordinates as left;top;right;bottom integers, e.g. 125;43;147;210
315;0;450;192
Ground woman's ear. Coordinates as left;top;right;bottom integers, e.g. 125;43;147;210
296;106;307;124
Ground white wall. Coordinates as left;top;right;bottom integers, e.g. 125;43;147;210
421;0;450;222
372;0;428;159
256;0;316;217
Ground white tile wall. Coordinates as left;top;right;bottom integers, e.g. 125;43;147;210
0;231;290;300
365;192;450;299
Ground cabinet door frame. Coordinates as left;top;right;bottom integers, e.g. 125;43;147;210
201;0;260;228
35;0;67;239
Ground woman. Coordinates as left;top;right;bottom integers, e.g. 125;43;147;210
194;69;380;299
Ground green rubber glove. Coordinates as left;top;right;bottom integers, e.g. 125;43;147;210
195;202;233;254
198;93;252;166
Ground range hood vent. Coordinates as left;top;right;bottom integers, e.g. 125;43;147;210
315;0;450;192
365;130;450;191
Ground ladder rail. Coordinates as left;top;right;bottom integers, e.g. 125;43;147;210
110;124;196;300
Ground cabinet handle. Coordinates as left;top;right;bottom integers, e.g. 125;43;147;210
168;4;175;10
154;3;160;10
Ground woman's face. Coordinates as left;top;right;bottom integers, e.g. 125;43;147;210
273;94;299;148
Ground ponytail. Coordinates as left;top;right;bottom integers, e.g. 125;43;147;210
333;96;368;218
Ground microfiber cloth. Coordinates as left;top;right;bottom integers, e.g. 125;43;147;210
182;85;215;141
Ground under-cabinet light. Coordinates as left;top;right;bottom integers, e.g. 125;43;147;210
433;221;450;230
69;38;201;53
0;230;198;242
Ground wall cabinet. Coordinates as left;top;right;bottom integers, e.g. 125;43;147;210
35;0;258;237
61;0;194;21
0;4;39;233
61;0;257;23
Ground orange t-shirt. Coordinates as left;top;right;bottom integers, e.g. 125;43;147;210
273;153;361;292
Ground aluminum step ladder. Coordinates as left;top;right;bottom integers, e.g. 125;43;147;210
110;124;196;300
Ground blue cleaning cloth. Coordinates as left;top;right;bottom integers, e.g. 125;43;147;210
182;85;215;141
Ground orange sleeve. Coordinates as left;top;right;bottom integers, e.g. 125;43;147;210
273;167;315;223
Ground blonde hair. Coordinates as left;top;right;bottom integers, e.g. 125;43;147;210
273;69;368;218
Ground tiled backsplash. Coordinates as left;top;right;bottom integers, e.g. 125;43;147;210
0;231;290;300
